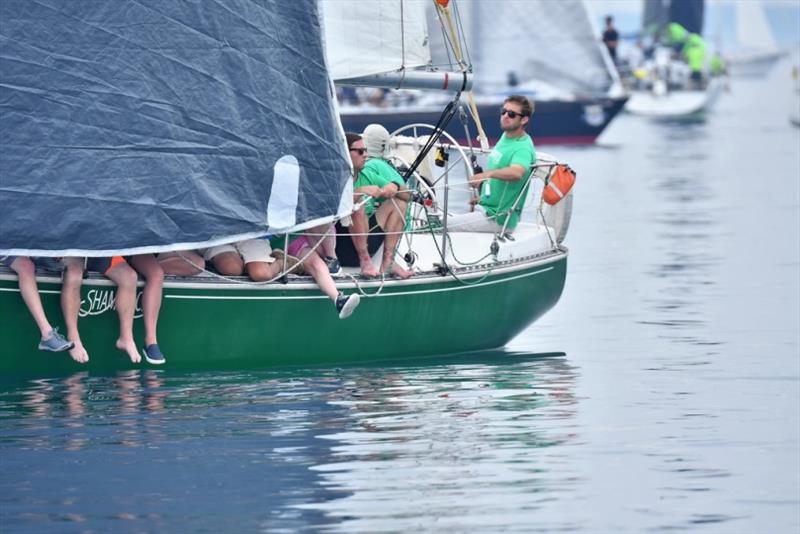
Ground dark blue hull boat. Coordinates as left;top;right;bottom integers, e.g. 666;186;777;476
340;95;628;146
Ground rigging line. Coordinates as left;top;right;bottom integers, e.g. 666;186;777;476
423;143;479;189
436;5;456;68
183;223;335;287
457;103;483;209
535;167;559;250
497;169;536;237
417;211;496;285
538;203;558;250
400;0;406;71
342;270;387;297
418;203;493;267
452;0;471;66
401;93;461;183
443;229;494;267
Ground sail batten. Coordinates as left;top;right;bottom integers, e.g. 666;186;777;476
1;0;351;257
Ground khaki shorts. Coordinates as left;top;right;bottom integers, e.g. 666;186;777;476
200;239;274;264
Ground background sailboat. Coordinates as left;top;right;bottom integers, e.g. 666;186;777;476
338;0;628;145
625;0;724;118
726;1;786;78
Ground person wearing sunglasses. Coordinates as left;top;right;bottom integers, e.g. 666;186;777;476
335;127;414;279
448;95;537;235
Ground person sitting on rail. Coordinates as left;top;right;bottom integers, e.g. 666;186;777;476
1;255;74;355
271;229;360;319
200;239;284;282
156;250;205;276
335;128;414;279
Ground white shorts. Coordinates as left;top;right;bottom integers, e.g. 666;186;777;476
201;239;274;264
445;206;506;233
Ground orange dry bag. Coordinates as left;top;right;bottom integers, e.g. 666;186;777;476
543;164;576;205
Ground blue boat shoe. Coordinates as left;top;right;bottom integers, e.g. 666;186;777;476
335;293;360;319
143;344;166;365
38;328;74;352
324;256;342;276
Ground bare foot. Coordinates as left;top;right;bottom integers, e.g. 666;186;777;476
383;263;414;279
116;339;141;363
68;341;90;364
359;258;379;278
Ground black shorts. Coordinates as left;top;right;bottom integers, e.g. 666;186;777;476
86;256;128;275
335;214;385;267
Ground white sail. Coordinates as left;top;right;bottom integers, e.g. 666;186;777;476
460;0;619;96
735;1;778;52
322;0;431;81
726;1;784;77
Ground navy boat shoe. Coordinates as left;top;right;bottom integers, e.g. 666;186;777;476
143;344;166;365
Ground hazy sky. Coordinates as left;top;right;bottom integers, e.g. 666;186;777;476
584;0;800;46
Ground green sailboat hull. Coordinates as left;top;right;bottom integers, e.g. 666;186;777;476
0;252;567;374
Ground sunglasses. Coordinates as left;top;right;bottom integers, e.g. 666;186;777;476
500;108;527;119
349;147;367;155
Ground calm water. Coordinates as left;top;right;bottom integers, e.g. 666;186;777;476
2;67;799;532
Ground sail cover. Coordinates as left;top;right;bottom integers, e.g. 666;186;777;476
323;0;431;81
461;0;616;97
0;0;351;257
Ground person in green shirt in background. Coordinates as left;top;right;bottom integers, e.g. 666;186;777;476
659;22;708;90
664;22;689;51
710;52;726;77
447;95;536;234
682;32;708;89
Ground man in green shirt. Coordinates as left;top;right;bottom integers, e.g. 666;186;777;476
448;95;536;234
335;126;414;278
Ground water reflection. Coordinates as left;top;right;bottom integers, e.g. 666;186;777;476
299;354;579;532
7;371;167;451
637;119;725;349
0;352;577;532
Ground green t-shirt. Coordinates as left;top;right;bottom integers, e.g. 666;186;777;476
710;54;724;75
666;22;689;45
478;132;536;230
682;33;707;72
354;158;405;217
268;234;297;251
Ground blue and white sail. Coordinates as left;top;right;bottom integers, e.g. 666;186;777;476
0;0;351;257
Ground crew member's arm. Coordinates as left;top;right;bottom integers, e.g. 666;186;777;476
468;164;526;188
354;185;382;199
378;182;411;201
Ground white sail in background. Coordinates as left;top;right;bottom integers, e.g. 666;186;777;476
735;1;778;53
322;0;431;81
460;0;619;96
727;1;784;77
